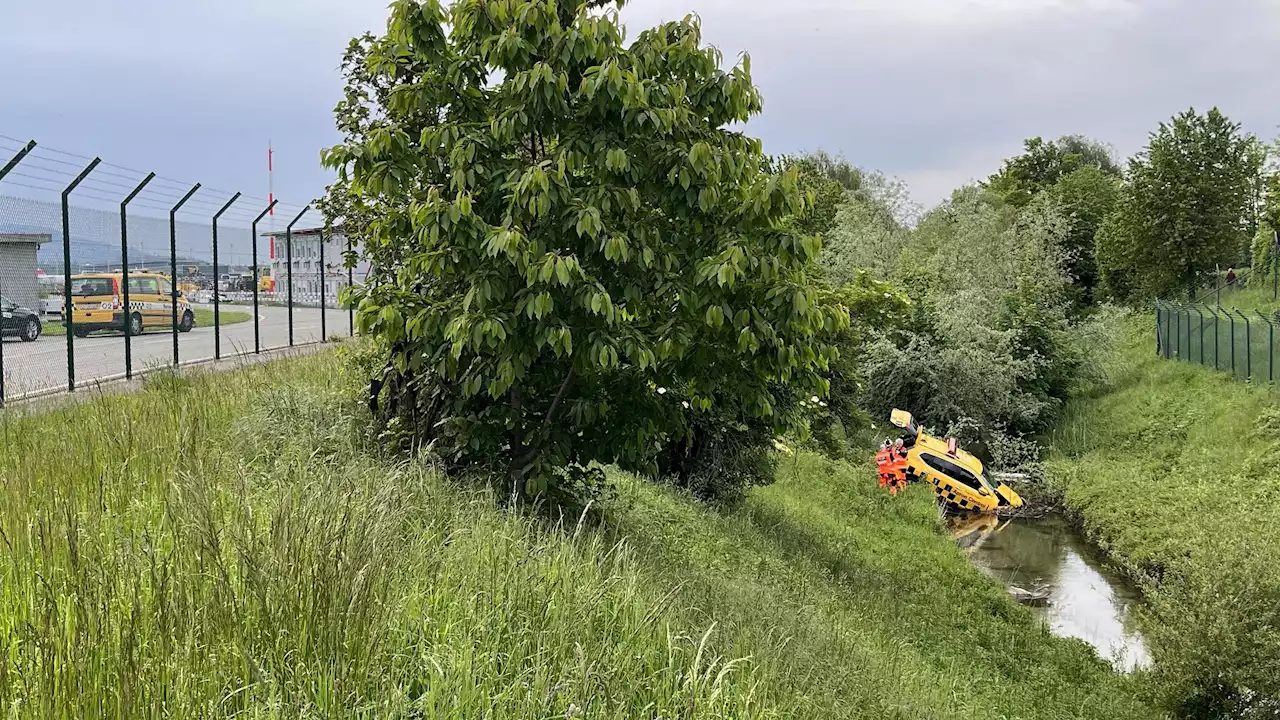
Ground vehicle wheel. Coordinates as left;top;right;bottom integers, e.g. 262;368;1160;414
73;327;91;338
129;313;143;336
178;311;194;333
20;318;40;342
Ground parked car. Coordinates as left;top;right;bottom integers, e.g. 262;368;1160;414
0;295;42;342
68;272;195;337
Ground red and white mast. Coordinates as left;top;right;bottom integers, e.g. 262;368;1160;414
268;141;276;261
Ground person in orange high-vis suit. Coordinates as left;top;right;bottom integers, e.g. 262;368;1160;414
875;439;910;496
888;439;910;495
875;441;895;490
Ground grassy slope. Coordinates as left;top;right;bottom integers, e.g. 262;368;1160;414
1047;313;1280;570
1046;311;1280;709
0;351;1155;719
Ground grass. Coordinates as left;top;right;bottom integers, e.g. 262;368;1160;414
0;350;1158;718
43;309;253;335
1188;277;1280;314
1046;311;1280;714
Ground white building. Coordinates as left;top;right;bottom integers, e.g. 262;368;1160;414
260;226;370;306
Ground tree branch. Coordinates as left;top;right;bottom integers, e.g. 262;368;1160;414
537;366;575;446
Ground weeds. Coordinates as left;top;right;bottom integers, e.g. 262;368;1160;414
0;351;1156;718
1046;313;1280;716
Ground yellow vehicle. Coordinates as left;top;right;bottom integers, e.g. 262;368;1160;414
888;409;1024;513
69;272;195;338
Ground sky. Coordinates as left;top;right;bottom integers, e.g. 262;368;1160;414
1;0;1278;215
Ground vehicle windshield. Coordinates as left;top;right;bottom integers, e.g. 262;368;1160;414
71;278;114;296
0;295;12;308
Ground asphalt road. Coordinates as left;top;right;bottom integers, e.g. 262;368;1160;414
0;304;350;398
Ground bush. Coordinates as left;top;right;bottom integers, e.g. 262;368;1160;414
839;188;1083;469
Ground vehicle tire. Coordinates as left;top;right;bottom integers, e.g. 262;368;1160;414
20;318;40;342
178;311;194;333
129;313;143;336
73;327;91;338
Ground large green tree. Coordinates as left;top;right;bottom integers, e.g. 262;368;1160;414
1097;108;1264;300
985;135;1120;304
986;135;1120;209
321;0;844;499
1048;166;1119;305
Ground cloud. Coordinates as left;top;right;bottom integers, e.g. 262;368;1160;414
624;0;1280;206
1;0;1277;214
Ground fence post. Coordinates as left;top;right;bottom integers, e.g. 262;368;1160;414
347;233;354;337
1194;306;1206;366
1229;309;1237;379
1212;306;1220;370
61;157;101;392
1239;309;1252;381
1184;306;1192;360
320;221;328;342
250;200;277;355
285;205;310;347
0;140;37;406
1262;312;1275;384
212;193;242;361
169;184;201;367
1157;299;1167;356
1173;305;1181;360
120;173;156;380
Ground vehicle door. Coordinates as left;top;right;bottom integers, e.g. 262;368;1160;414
154;276;179;328
127;276;164;329
69;276;117;328
0;295;16;334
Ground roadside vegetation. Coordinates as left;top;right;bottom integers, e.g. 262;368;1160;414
0;350;1156;718
1046;314;1280;717
3;0;1278;716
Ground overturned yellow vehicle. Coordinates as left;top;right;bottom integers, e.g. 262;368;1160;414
888;409;1023;513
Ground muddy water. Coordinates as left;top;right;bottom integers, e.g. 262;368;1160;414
951;513;1151;672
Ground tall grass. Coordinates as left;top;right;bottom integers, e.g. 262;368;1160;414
0;351;1157;718
1046;313;1280;715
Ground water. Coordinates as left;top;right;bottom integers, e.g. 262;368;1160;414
950;513;1152;672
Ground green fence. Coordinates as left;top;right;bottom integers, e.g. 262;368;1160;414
0;134;361;407
1155;300;1279;383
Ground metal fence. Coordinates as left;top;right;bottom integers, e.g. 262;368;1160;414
0;135;361;406
1155;300;1279;383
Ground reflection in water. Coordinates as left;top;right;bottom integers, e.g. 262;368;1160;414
949;513;1151;672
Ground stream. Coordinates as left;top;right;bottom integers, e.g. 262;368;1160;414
949;512;1152;672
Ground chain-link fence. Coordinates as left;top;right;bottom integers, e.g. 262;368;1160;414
1155;300;1279;383
0;135;363;406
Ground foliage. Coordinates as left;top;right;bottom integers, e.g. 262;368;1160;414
776;152;858;238
1048;166;1120;306
846;187;1085;468
320;0;845;500
820;193;910;283
1047;314;1280;717
1096;108;1264;301
0;350;1158;718
1251;173;1280;278
984;136;1120;305
805;273;915;457
986;135;1120;209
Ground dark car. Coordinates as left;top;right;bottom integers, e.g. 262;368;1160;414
0;295;42;342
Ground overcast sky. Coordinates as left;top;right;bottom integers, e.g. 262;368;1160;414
1;0;1277;214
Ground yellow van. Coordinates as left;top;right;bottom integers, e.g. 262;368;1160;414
69;272;195;338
